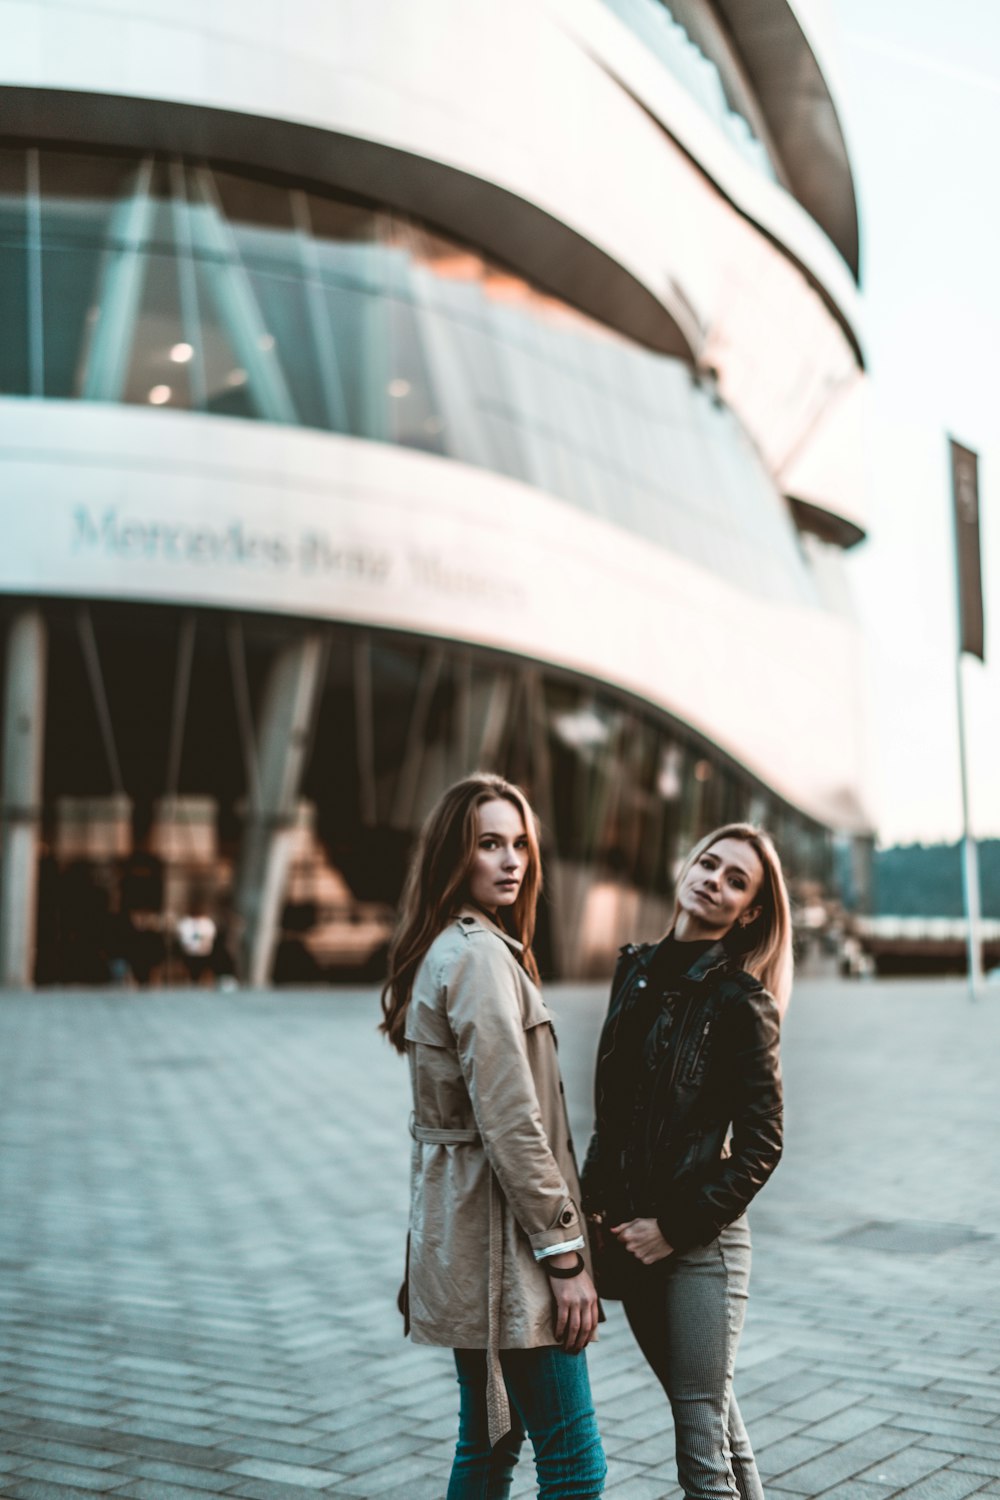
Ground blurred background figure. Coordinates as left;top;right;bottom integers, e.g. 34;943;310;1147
175;908;218;987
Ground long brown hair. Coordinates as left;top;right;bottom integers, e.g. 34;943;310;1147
673;823;793;1015
379;773;543;1052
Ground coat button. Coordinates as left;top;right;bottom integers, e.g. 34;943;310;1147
560;1209;574;1226
461;916;475;924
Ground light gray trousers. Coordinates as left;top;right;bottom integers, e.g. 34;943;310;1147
621;1216;764;1500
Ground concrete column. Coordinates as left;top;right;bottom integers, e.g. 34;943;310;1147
233;630;325;987
0;609;47;988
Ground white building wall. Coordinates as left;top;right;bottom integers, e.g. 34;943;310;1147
0;0;863;530
0;0;871;834
0;400;867;829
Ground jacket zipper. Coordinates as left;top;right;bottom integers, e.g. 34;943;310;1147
684;1018;712;1081
642;987;695;1161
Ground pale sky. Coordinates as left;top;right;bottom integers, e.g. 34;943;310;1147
826;0;1000;845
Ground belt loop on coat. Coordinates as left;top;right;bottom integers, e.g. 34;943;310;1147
485;1168;511;1447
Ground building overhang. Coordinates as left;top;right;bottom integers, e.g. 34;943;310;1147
0;84;696;363
787;495;866;551
715;0;860;279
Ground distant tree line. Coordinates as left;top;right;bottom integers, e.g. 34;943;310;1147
873;840;1000;918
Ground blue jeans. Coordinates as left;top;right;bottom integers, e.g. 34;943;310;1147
448;1345;606;1500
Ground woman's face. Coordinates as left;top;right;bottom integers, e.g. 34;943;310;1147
675;836;764;941
467;798;531;915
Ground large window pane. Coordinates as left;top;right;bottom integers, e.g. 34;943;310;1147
0;149;29;394
385;297;444;453
121;253;195;411
245;267;330;429
39;150;145;249
191;255;259;421
40;245;103;398
209;168;301;275
322;282;388;439
10;145;822;608
0;148;27;237
0;243;29;395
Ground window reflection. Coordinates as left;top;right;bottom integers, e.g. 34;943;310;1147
35;601;835;981
599;0;778;182
122;254;195;410
3;144;820;606
38;150;142;250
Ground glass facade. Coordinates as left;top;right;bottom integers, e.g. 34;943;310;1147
599;0;778;181
25;601;833;985
0;144;825;608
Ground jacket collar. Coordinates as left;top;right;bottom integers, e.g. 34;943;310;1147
638;932;732;984
684;938;732;982
455;903;524;953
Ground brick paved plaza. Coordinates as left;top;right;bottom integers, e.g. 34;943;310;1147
1;978;999;1500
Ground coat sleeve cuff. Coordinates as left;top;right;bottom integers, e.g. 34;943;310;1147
529;1202;582;1255
534;1235;585;1261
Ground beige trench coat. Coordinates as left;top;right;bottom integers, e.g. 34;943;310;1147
403;905;590;1442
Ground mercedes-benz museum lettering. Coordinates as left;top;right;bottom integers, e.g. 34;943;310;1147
0;0;870;985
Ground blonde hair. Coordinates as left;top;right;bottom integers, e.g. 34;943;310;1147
379;773;543;1052
673;823;793;1015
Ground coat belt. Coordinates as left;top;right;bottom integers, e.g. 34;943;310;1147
409;1118;480;1144
485;1169;509;1447
409;1116;511;1446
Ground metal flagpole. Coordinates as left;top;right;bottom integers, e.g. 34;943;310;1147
954;653;982;1001
947;437;986;1001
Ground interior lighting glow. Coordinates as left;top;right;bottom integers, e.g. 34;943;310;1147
170;342;194;363
657;745;682;800
258;333;275;351
552;708;609;750
694;759;713;782
387;378;411;398
148;385;172;405
225;368;248;388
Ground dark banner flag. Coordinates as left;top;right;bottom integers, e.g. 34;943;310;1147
949;437;985;661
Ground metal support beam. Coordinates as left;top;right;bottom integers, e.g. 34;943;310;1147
0;610;47;988
232;630;326;988
79;157;155;401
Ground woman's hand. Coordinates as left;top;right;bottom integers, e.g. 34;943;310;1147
611;1218;674;1265
547;1255;599;1354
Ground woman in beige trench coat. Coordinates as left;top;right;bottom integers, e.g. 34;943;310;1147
380;773;606;1500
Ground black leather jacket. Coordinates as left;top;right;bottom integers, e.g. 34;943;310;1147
581;937;783;1255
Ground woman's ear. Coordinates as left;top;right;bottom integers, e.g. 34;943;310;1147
738;906;762;930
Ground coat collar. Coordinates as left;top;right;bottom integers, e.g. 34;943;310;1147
454;903;524;953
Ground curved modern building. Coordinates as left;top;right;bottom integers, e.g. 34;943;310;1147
0;0;870;984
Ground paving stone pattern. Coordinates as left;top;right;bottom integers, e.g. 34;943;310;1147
0;978;998;1499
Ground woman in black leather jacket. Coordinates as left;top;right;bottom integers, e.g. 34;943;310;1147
582;823;791;1500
